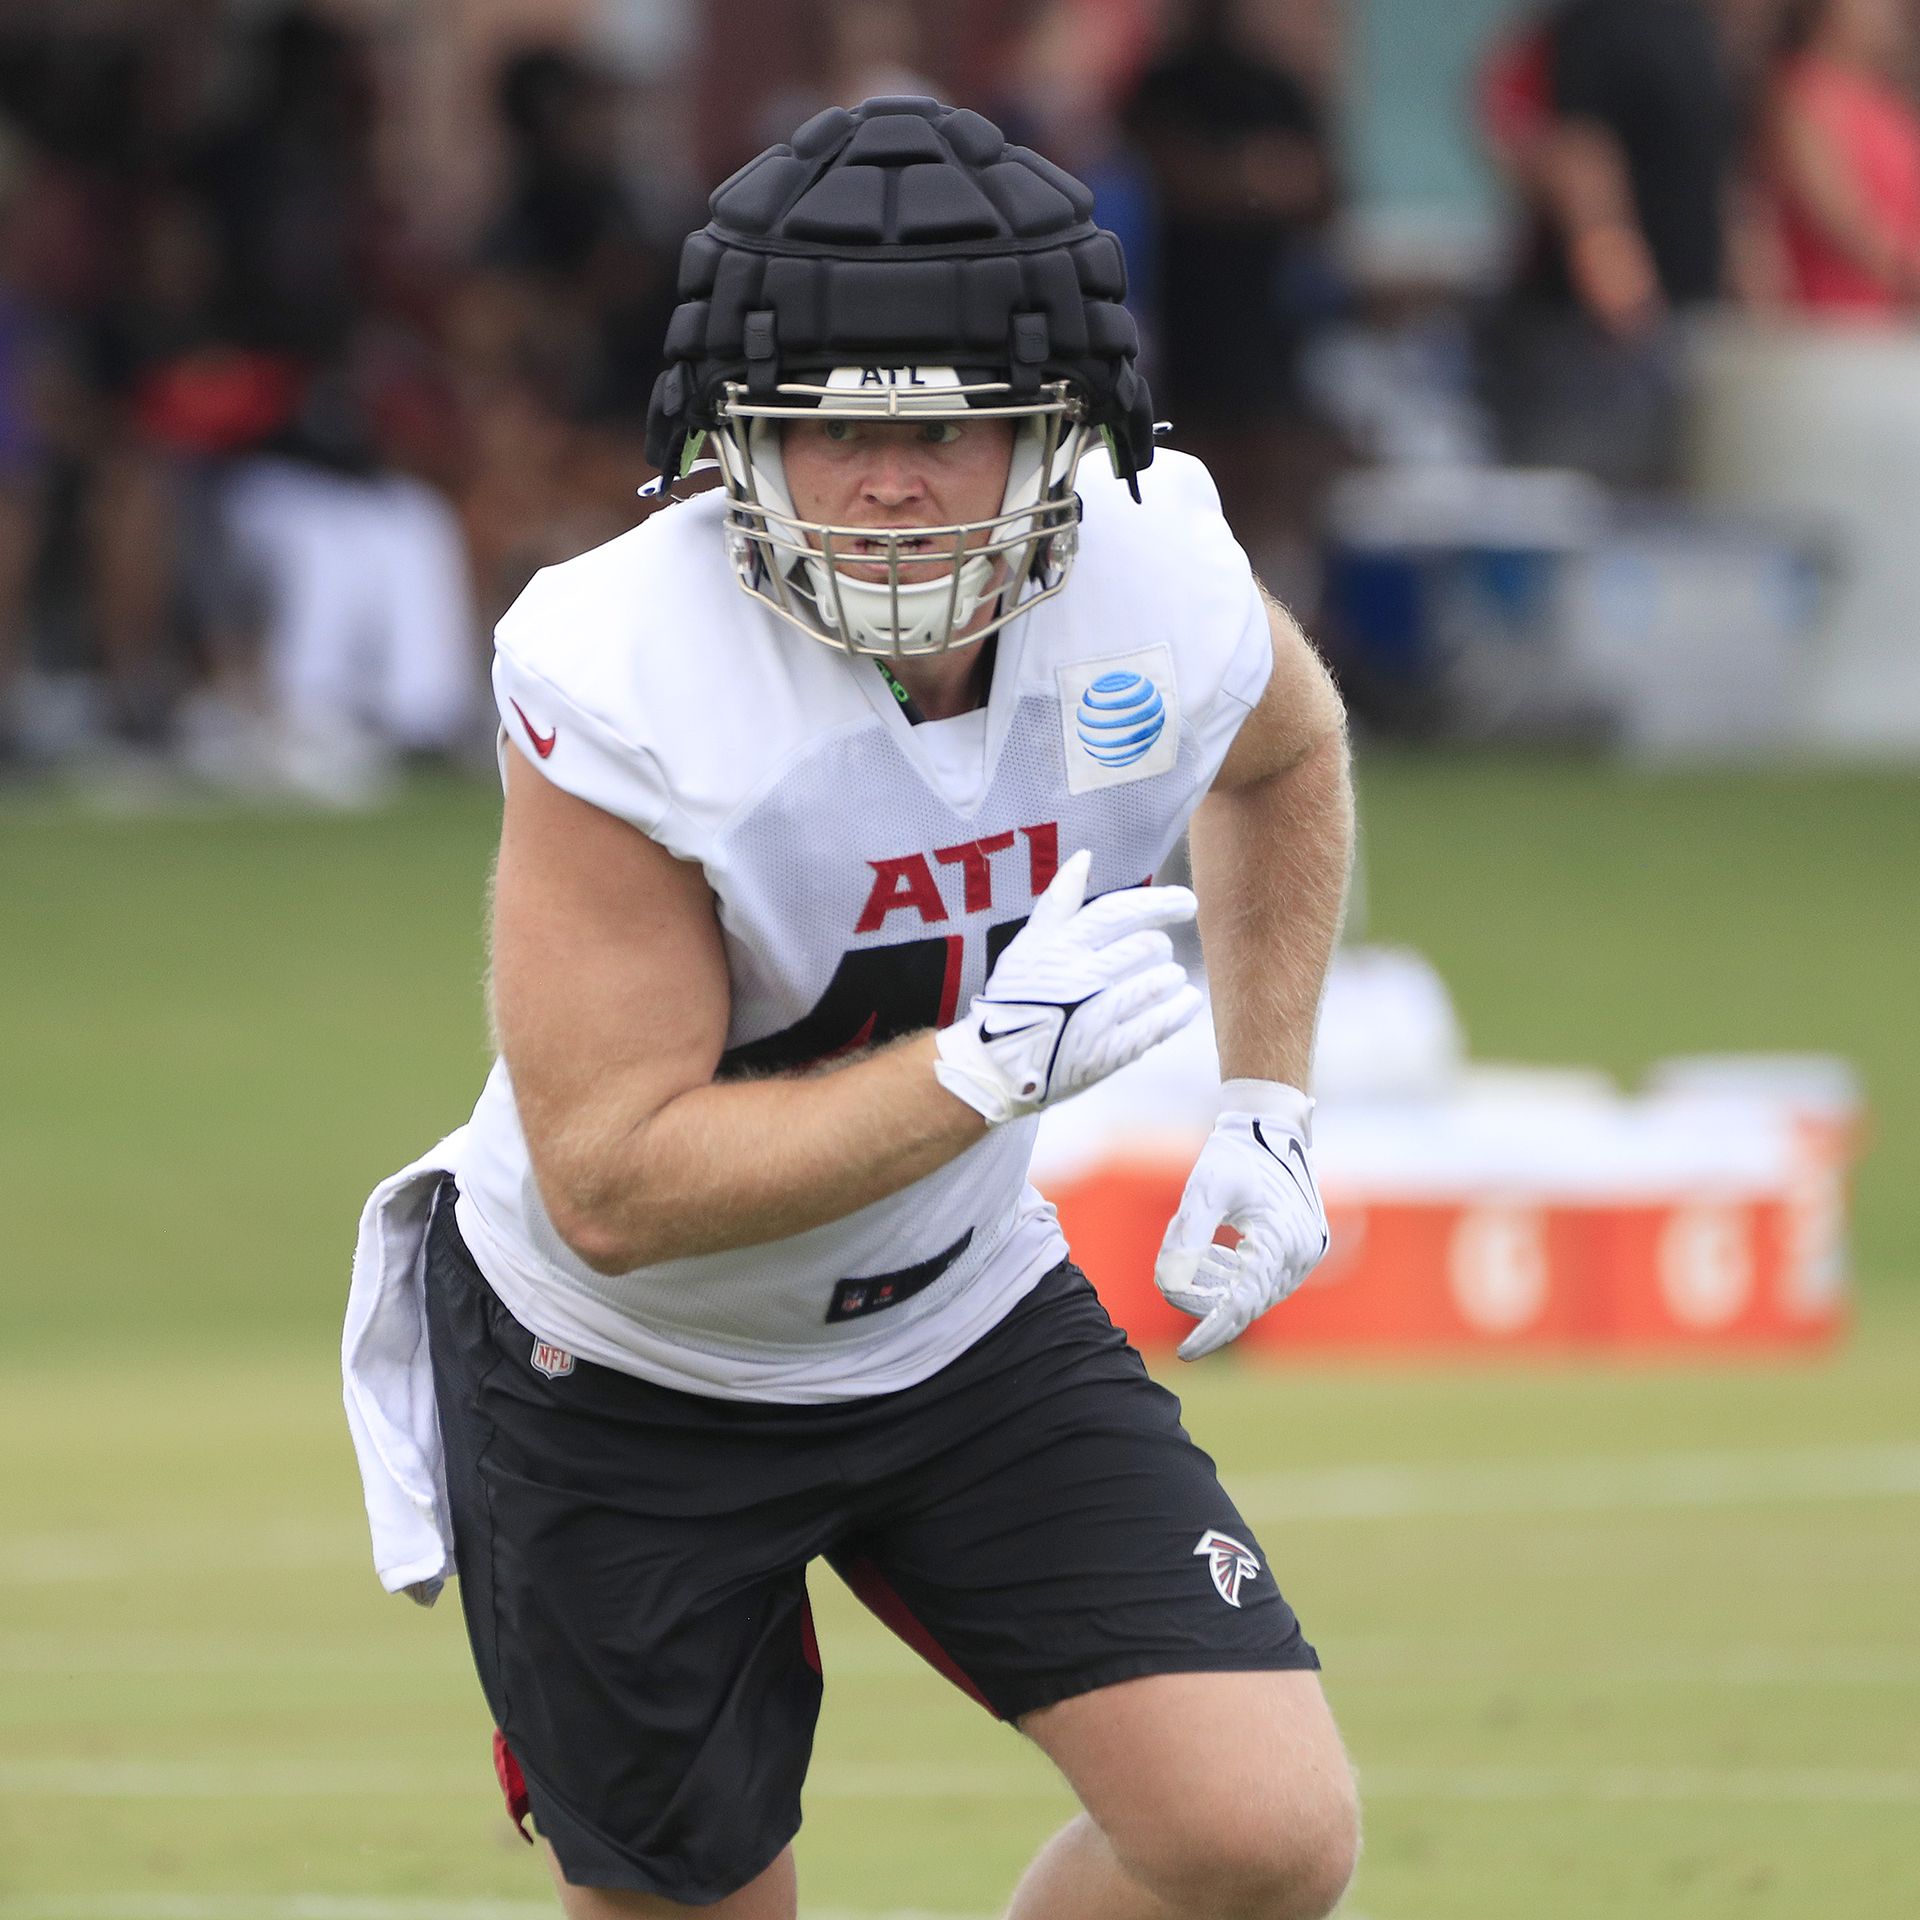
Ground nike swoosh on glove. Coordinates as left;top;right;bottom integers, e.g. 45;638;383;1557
1155;1080;1330;1361
933;848;1203;1126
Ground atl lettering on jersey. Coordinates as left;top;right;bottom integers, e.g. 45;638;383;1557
858;824;1059;930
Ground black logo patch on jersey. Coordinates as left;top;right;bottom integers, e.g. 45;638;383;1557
826;1228;974;1324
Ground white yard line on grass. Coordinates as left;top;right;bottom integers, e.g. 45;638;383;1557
1313;1639;1920;1688
0;1633;474;1675
0;1903;1391;1920
1233;1441;1920;1524
0;1903;558;1920
0;1904;1000;1920
4;1757;1917;1807
818;1637;1920;1687
1362;1764;1920;1806
6;1444;1915;1590
0;1761;466;1800
9;1630;1916;1689
0;1524;361;1586
0;1760;1062;1802
0;1633;470;1674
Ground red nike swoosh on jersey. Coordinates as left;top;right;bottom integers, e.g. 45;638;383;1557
509;699;556;758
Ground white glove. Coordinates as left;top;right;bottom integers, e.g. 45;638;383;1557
1155;1079;1330;1361
934;848;1203;1126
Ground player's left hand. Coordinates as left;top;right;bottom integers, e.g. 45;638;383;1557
1154;1080;1330;1361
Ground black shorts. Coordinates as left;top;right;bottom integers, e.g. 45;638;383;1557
424;1179;1317;1903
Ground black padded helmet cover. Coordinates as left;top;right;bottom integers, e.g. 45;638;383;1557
645;97;1154;483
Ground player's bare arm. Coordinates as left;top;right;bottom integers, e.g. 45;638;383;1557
1189;591;1354;1090
492;743;987;1273
495;741;1197;1274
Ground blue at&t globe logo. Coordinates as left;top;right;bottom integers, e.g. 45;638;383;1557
1076;671;1165;767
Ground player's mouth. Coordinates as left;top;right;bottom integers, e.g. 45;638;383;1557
832;530;958;584
848;531;940;556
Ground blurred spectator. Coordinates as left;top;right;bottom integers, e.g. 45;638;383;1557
1122;0;1345;573
820;0;942;105
1761;0;1920;316
477;46;666;423
990;0;1160;337
1478;0;1742;486
0;136;41;771
451;44;678;622
0;27;186;767
1477;7;1558;199
753;1;946;166
167;9;478;802
0;7;483;798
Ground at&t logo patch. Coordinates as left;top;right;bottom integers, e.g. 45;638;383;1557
1195;1528;1262;1607
1058;644;1179;794
1077;671;1165;767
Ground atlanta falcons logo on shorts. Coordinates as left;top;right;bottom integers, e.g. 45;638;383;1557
1194;1528;1262;1607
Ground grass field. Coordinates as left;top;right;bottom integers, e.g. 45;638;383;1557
3;758;1917;1920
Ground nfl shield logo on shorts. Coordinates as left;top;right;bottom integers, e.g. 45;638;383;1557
531;1338;575;1380
1194;1528;1261;1607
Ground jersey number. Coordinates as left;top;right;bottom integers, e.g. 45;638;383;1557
719;918;1029;1078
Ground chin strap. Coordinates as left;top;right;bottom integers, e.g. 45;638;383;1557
872;634;1000;725
872;657;927;724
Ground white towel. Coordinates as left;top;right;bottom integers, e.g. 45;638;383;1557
341;1130;469;1605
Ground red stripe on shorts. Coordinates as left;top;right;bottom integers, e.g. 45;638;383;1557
837;1554;994;1715
492;1729;534;1843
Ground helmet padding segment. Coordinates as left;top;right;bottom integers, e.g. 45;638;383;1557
646;97;1153;490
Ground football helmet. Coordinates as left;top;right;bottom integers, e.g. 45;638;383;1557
645;97;1155;658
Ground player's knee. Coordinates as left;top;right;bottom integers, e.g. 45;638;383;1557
1124;1768;1360;1920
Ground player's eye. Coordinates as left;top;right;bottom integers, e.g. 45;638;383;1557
821;419;856;443
921;421;963;446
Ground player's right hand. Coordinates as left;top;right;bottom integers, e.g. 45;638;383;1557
932;848;1202;1126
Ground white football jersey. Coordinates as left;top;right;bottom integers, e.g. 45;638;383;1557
455;448;1272;1401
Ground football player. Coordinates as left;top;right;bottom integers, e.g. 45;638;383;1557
350;96;1357;1919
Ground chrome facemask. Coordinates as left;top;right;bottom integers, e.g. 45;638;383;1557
707;369;1090;658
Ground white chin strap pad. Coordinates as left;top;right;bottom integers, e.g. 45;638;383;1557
823;552;999;653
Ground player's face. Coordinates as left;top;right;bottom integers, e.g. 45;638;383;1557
780;415;1016;587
